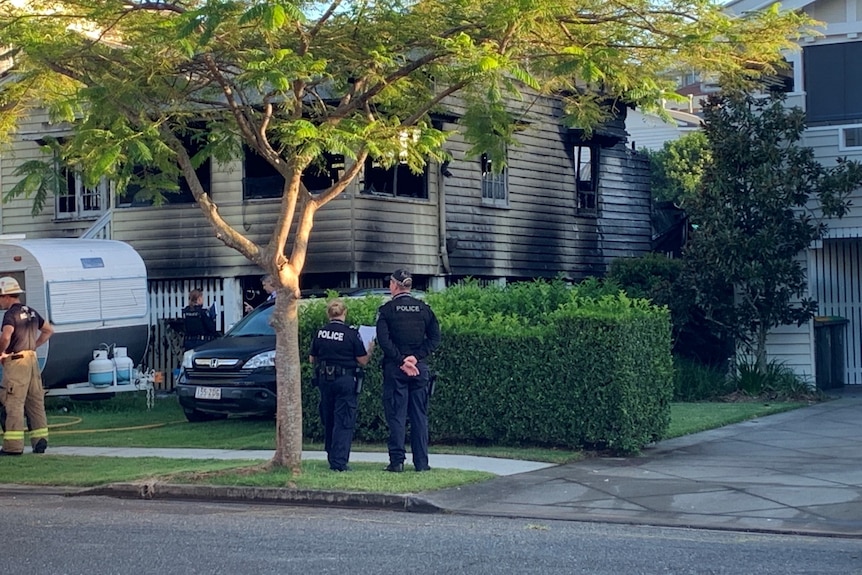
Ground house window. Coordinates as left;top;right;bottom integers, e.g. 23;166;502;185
117;129;211;206
360;129;428;199
56;168;108;220
360;158;428;198
303;153;345;192
243;148;345;199
480;153;507;206
803;42;862;124
574;144;598;215
243;147;283;199
841;126;862;150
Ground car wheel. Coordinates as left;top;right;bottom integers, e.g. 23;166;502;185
183;407;228;423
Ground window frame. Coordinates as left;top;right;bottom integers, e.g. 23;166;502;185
242;146;284;200
117;124;212;207
55;166;109;221
839;124;862;151
360;157;429;199
480;152;508;207
242;148;346;199
574;143;599;216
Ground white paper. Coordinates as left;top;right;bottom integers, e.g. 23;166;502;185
207;301;219;320
358;325;376;352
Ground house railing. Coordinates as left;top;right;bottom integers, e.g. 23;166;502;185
79;210;113;239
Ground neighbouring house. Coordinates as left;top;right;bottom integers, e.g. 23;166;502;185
720;0;862;387
0;93;653;385
626;108;703;152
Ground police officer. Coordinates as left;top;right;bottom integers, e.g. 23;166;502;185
244;274;277;313
0;276;54;456
182;288;217;351
376;268;441;472
309;299;373;472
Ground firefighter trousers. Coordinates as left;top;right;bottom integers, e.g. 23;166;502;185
0;350;49;454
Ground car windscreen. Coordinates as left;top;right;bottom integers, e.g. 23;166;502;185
226;304;275;337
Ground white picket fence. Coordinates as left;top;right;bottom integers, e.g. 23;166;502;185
144;277;243;390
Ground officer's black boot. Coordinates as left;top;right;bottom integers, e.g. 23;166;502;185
384;462;404;472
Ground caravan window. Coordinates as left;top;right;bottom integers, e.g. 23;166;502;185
47;278;148;325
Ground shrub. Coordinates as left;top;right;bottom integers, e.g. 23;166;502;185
672;356;731;401
729;357;819;400
299;279;674;453
608;253;733;367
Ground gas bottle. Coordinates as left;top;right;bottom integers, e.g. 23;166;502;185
113;347;134;384
89;350;115;387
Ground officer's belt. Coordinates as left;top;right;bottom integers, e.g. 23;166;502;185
317;363;352;377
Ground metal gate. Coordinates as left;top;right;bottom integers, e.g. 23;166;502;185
811;239;862;385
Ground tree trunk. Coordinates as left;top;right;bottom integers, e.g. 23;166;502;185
755;324;768;373
270;283;303;473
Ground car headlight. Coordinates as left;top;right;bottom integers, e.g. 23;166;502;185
243;350;276;369
181;349;195;369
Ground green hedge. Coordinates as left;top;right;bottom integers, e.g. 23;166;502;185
298;280;673;454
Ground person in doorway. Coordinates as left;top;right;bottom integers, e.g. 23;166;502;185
309;299;373;472
375;268;440;472
182;288;217;351
0;276;54;455
244;274;277;313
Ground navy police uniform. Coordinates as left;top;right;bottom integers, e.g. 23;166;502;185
376;289;441;471
182;304;217;351
310;320;366;471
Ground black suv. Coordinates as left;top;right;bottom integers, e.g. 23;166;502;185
176;300;277;422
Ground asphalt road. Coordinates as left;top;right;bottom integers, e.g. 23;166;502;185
4;495;862;575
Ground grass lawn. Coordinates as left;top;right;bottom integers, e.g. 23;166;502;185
0;392;812;490
665;401;807;439
0;455;493;492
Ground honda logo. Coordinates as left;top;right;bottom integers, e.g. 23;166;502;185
209;358;219;368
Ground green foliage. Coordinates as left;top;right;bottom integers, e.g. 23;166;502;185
730;357;818;400
644;132;711;206
298;281;673;454
608;254;732;366
684;91;862;365
672;356;732;401
608;253;682;302
4;158;62;216
0;0;822;208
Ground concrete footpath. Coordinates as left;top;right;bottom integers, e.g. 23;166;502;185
46;446;553;476
7;390;862;537
426;389;862;537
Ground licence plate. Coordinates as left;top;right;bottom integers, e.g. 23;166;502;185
194;386;221;400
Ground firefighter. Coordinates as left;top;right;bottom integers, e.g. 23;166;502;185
0;276;54;456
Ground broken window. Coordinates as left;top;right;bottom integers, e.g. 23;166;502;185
574;144;598;216
243;148;345;199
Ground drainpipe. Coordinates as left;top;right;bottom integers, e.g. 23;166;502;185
437;161;452;275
